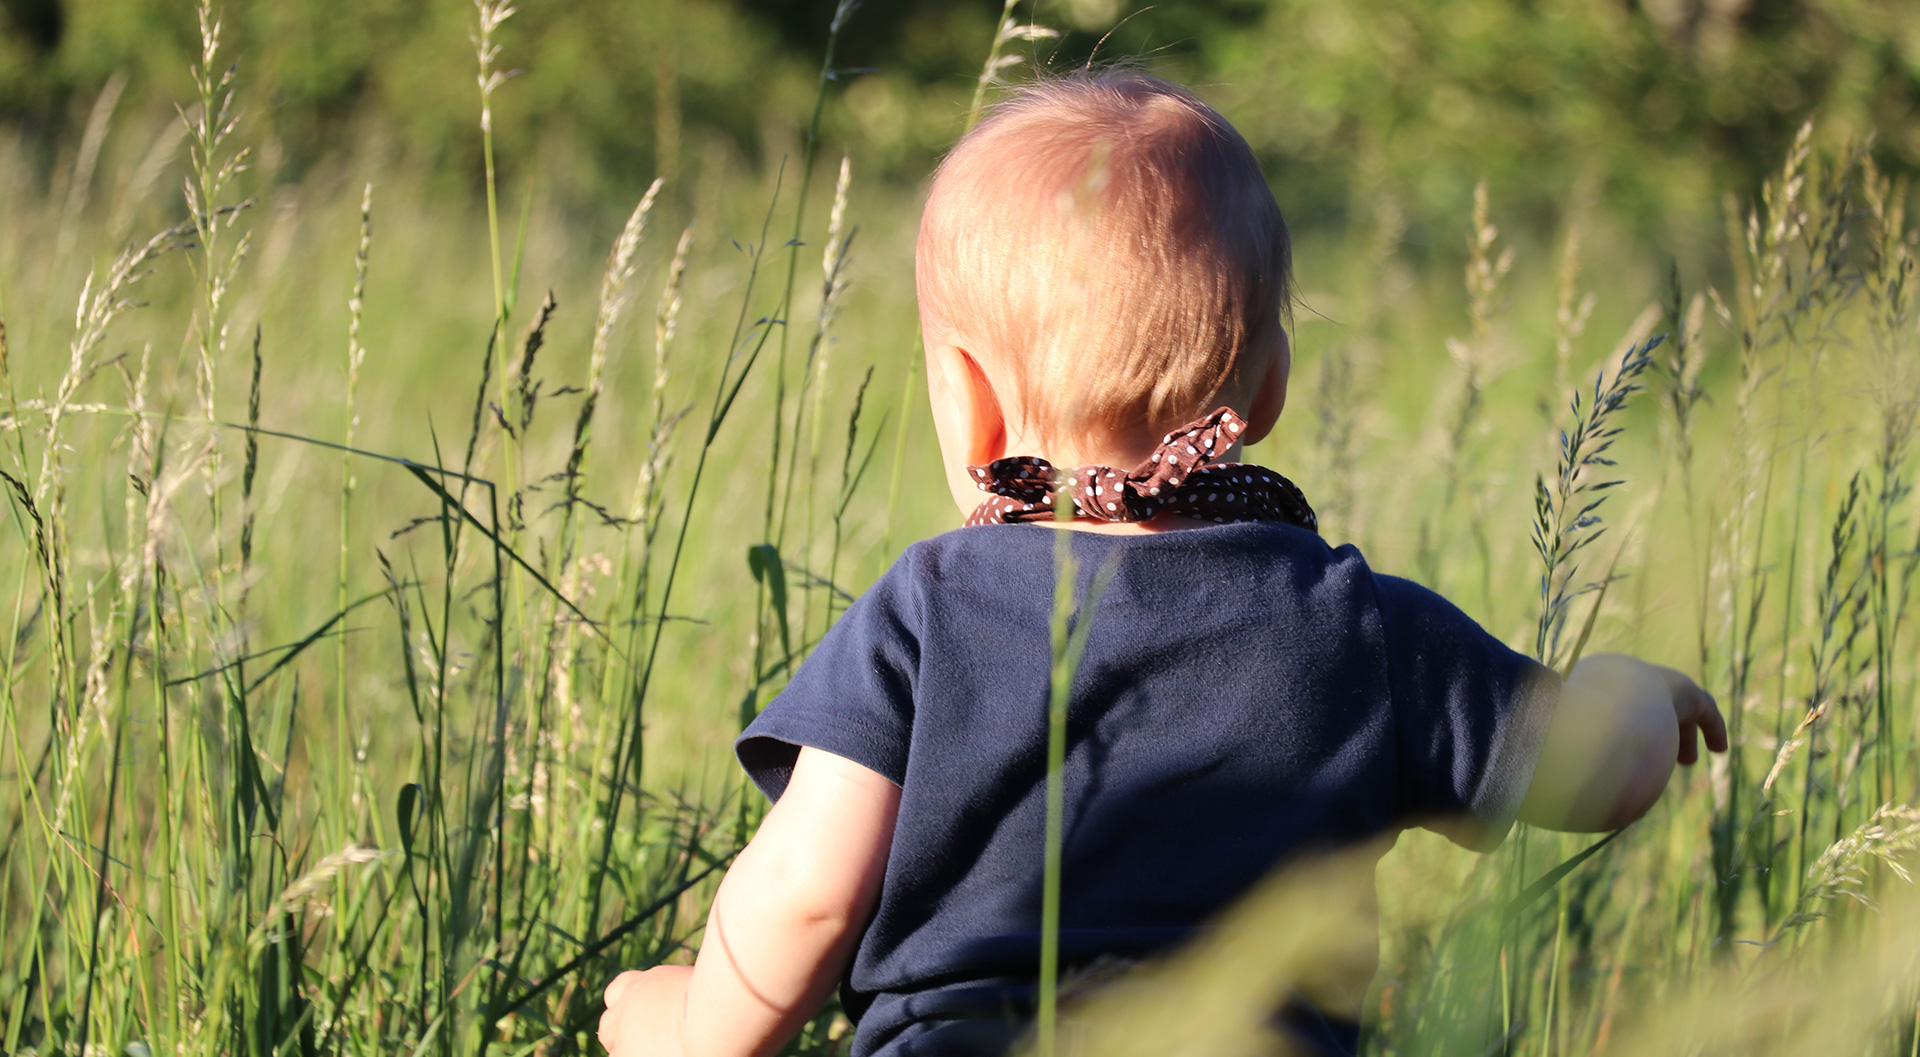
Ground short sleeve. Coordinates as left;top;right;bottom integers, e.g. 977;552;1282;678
1372;573;1559;850
734;555;922;802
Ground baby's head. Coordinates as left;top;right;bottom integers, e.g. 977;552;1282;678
917;70;1294;515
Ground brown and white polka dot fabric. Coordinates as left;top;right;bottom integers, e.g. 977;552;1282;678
963;407;1318;533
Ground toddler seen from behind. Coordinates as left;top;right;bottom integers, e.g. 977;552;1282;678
599;70;1726;1057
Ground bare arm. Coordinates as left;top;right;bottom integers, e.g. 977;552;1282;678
599;746;901;1057
1516;653;1727;832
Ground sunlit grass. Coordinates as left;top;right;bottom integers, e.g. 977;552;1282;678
1;3;1917;1056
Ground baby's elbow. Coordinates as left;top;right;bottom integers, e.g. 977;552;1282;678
736;843;870;939
771;873;863;936
789;900;863;945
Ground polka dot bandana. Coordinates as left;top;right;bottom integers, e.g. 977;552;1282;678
963;407;1318;532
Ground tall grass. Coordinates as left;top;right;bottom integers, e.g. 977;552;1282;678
1349;128;1920;1057
0;6;1916;1057
0;1;896;1052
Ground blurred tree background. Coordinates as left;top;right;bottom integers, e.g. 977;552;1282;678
1;0;1917;250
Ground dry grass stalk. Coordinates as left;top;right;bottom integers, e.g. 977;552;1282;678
472;0;517;135
42;223;193;501
184;0;252;432
656;226;694;415
806;156;855;478
590;178;665;397
1466;179;1516;343
631;224;696;533
1772;805;1920;942
966;0;1058;131
346;182;372;449
250;842;385;948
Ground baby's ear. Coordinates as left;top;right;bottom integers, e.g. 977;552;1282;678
1242;328;1291;445
928;339;1009;466
925;334;1015;519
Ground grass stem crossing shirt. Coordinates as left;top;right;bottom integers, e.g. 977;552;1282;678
736;522;1557;1057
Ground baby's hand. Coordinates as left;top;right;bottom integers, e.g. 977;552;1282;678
1523;653;1729;832
1568;653;1728;765
599;965;692;1057
1657;663;1727;765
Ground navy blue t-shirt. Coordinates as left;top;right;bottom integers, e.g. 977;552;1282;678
736;522;1556;1057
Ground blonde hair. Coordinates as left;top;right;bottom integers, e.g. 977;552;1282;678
916;70;1292;450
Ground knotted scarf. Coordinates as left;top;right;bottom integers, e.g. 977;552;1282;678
963;407;1317;532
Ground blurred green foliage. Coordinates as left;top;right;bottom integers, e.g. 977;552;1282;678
1206;0;1920;243
0;0;818;200
1;0;1916;239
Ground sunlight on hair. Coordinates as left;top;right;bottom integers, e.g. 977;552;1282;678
918;70;1291;453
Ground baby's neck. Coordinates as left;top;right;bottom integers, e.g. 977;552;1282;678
995;430;1255;535
1011;438;1248;475
1039;511;1222;535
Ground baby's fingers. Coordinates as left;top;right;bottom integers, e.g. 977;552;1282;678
1695;687;1729;754
1663;670;1726;765
598;971;645;1054
597;1004;621;1056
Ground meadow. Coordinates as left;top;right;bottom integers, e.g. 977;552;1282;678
2;2;1918;1055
